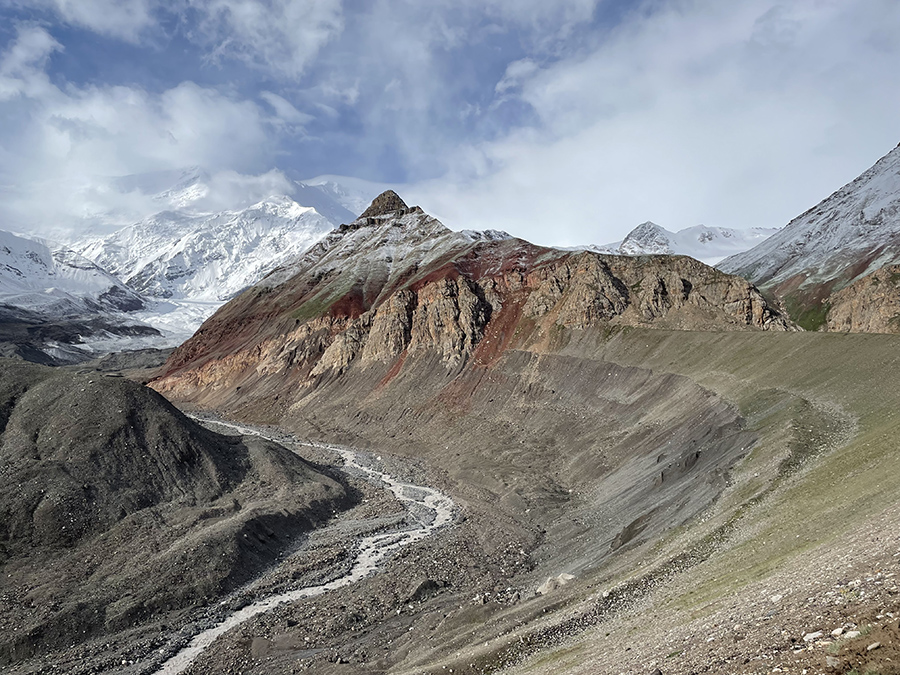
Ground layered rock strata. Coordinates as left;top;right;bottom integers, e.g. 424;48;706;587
152;193;790;407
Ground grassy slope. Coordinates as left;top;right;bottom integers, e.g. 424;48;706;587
506;328;900;673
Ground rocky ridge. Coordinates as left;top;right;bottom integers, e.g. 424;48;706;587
152;192;790;406
720;142;900;326
825;263;900;333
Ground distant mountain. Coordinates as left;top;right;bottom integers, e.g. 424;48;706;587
77;196;333;303
0;229;144;315
719;143;900;328
0;230;161;364
71;168;382;340
589;222;779;266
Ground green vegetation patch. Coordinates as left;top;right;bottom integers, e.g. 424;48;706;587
783;296;831;331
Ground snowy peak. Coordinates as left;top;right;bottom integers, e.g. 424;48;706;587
0;230;145;316
619;222;673;255
592;222;778;265
76;195;334;304
718;142;900;321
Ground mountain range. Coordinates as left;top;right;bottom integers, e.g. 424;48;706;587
7;142;900;674
591;221;780;265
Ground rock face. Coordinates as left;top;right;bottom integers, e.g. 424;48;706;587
826;264;900;333
152;192;790;407
719;142;900;328
0;358;346;666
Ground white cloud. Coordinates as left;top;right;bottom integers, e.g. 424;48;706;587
495;58;539;94
0;26;285;238
11;0;162;42
0;24;61;100
405;0;900;247
260;91;314;128
190;0;344;78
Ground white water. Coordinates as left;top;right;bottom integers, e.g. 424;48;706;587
154;420;455;675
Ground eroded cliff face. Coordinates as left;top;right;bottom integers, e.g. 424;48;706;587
826;264;900;333
151;194;790;408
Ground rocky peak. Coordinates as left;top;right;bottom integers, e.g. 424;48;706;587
619;222;672;255
358;190;409;220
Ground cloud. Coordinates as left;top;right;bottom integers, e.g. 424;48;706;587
190;0;344;78
0;25;288;238
404;0;900;246
0;23;61;100
10;0;162;42
260;91;314;128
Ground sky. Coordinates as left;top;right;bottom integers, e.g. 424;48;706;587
0;0;899;247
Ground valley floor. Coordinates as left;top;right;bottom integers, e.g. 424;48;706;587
8;328;900;675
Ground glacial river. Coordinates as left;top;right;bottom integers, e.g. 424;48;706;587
154;419;456;675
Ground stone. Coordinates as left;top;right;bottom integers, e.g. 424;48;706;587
866;642;881;651
803;631;823;642
537;573;576;595
827;264;900;334
844;630;862;639
825;656;840;669
358;190;409;220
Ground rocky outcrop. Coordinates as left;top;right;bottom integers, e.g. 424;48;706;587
826;264;900;333
358;189;408;219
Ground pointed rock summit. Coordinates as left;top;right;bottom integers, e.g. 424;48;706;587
358;190;408;219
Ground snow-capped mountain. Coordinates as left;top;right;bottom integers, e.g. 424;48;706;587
78;196;333;302
0;229;145;316
719;142;900;299
75;196;336;340
588;222;778;266
0;229;164;364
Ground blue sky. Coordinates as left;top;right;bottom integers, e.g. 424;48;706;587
1;0;899;246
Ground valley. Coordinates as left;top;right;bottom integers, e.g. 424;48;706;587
4;161;900;675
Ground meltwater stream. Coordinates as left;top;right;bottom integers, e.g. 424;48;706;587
154;419;456;675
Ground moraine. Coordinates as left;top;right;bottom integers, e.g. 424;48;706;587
152;417;456;675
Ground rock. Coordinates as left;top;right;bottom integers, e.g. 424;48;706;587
827;264;900;334
867;642;881;651
769;594;783;603
825;655;840;669
405;578;446;603
803;631;824;642
357;190;409;220
537;573;576;596
844;630;862;639
831;627;844;637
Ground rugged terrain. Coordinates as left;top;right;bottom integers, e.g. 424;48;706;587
720;142;900;329
9;187;900;675
0;359;347;672
594;221;779;265
825;263;900;333
142;193;893;675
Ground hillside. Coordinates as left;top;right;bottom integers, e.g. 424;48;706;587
720;142;900;328
0;359;347;670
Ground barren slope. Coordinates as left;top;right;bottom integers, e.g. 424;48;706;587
0;359;347;671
